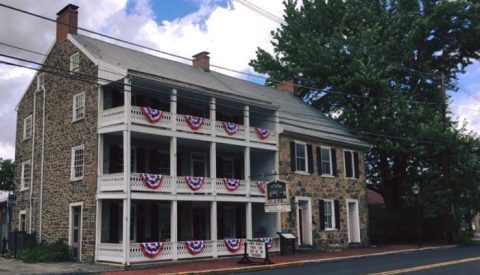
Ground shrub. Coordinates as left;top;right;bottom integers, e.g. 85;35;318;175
17;240;72;263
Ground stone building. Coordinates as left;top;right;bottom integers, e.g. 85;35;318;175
13;4;368;265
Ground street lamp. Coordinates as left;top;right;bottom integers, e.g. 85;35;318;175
412;183;421;248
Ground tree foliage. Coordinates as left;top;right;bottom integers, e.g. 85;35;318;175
250;0;480;239
0;158;14;191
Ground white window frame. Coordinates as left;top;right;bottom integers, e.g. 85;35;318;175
320;146;333;176
323;199;336;231
20;160;31;191
19;210;27;231
72;92;85;122
36;73;45;90
68;202;83;261
294;141;308;174
70;52;80;73
71;145;85;181
23;115;32;141
343;149;356;179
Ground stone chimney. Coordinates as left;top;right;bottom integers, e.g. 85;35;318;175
192;51;210;72
56;4;79;44
275;79;296;94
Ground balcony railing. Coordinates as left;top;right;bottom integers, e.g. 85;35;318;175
99;107;276;144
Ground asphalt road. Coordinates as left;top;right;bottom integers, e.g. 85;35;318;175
243;245;480;275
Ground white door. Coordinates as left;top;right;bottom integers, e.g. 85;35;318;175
347;201;361;243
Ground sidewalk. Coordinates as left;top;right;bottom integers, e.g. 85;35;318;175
104;244;456;275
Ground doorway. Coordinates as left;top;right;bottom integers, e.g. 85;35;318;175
347;200;361;243
296;197;312;246
69;203;83;261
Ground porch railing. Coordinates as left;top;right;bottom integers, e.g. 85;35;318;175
249;127;276;144
213;178;248;195
131;106;172;129
215;121;247;139
175;177;213;194
176;115;212;135
99;106;124;127
96;243;124;262
130;173;174;193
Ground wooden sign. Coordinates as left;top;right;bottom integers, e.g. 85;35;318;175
247;240;266;258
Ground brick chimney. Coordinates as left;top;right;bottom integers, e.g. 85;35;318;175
56;4;79;44
192;51;210;72
275;79;296;94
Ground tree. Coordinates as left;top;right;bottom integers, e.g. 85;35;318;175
0;158;14;191
250;0;480;240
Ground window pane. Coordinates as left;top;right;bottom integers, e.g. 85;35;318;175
73;148;84;179
345;151;353;178
296;144;305;157
296;157;306;171
324;201;333;229
321;148;331;174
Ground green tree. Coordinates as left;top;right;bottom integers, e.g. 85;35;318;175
250;0;480;240
0;158;14;191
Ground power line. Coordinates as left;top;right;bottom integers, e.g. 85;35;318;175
233;0;286;24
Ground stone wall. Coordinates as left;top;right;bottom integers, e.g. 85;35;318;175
13;38;98;263
278;135;368;248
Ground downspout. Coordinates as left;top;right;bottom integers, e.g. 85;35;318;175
38;86;46;242
29;89;37;234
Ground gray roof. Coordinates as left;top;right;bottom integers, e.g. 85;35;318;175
71;34;368;148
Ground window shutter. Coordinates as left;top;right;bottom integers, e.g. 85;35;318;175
334;200;340;230
353;152;360;179
345;151;353;178
290;141;296;172
317;147;323;175
319;200;325;231
307;144;313;174
331;148;338;176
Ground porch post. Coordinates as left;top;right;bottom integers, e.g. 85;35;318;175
171;89;177;131
244;105;250;142
170;137;177;194
244;147;250;196
171;200;178;260
274;110;280;181
210;97;216;137
210;142;216;195
246;202;252;239
94;199;102;262
123;76;132;266
211;201;218;257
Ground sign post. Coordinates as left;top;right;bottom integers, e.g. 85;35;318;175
238;240;273;265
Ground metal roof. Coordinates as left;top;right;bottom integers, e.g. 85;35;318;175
71;34;368;148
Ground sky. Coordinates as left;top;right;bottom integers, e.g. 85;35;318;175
0;0;479;160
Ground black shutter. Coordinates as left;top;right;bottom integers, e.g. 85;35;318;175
345;151;353;178
290;141;296;172
353;152;360;179
334;200;340;230
317;147;323;175
319;200;325;231
331;148;337;176
307;144;313;174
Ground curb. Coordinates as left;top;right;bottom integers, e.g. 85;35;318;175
172;245;458;275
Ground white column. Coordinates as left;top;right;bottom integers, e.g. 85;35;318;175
244;147;250;196
211;201;218;257
210;142;216;195
94;199;102;262
171;89;177;131
244;105;250;142
170;137;177;194
274;110;280;181
97;135;104;190
171;200;178;260
246;202;252;239
210;97;216;137
122;76;131;266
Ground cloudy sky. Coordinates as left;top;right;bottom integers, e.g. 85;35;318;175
0;0;479;160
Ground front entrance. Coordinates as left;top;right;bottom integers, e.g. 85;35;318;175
347;200;361;243
296;197;312;245
69;203;83;261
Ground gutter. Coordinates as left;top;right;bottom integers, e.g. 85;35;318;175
29;88;36;233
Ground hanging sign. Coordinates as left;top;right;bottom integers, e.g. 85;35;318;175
265;180;291;213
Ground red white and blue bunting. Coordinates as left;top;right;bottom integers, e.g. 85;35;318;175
140;242;164;258
184;115;205;130
141;107;163;124
185;240;205;255
185;176;205;191
140;173;164;190
255;128;270;140
256;181;266;194
223;178;241;192
258;237;273;249
224;239;242;253
222;121;240;136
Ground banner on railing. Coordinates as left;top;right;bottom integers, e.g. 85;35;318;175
256;181;266;194
222;121;239;135
223;178;241;191
258;237;273;249
140;242;164;258
184;115;205;130
255;128;270;140
224;239;243;252
185;176;205;191
140;173;164;189
141;107;163;123
185;240;205;255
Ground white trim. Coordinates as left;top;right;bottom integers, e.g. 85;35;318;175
23;115;32;141
343;149;356;180
68;202;84;261
71;145;85;181
319;146;333;176
36;73;45;90
322;199;336;230
295;196;313;246
18;210;27;231
72;92;86;122
70;52;80;74
346;199;361;243
294;141;308;173
20;160;31;191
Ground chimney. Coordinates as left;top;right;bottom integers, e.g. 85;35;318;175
275;79;296;94
56;4;79;44
192;51;210;72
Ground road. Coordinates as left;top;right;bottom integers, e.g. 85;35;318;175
244;245;480;275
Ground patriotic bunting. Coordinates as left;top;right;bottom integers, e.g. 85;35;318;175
223;178;241;192
259;237;273;249
184;115;205;130
255;128;270;140
140;107;163;124
222;121;240;136
224;239;242;253
140;173;164;190
140;242;164;258
185;240;205;255
256;181;266;194
185;176;205;191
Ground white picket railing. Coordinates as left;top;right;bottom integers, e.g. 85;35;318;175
249;181;266;197
176;177;213;194
129;242;174;263
177;240;215;259
215;121;246;139
130;173;173;193
98;173;124;192
214;178;248;195
99;106;124;127
217;239;246;256
176;115;212;135
249;127;276;144
96;243;124;263
131;106;172;129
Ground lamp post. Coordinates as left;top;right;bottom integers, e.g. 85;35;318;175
412;183;421;248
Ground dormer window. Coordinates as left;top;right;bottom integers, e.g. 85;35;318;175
36;73;45;90
70;52;80;73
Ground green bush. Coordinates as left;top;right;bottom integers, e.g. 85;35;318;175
17;240;72;263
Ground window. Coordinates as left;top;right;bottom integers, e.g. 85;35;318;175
71;145;85;180
344;150;360;179
36;73;45;90
324;200;335;230
70;52;80;73
19;210;27;231
21;161;31;190
291;141;313;174
23;115;32;140
191;153;207;177
295;143;307;172
320;147;332;175
73;93;85;121
222;157;235;178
